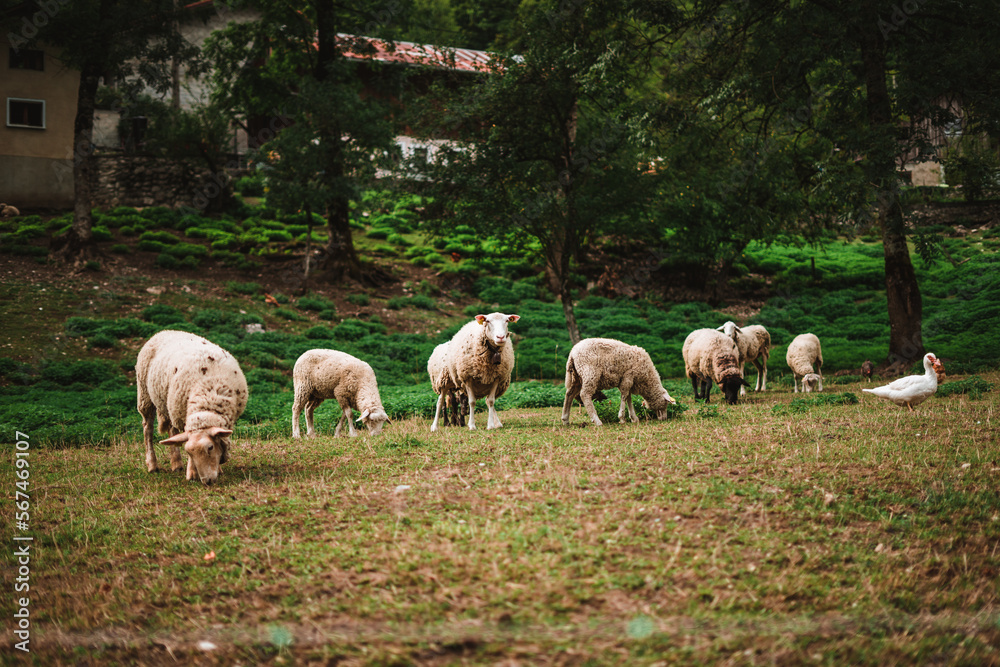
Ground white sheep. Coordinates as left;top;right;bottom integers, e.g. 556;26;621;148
432;312;519;431
136;330;248;485
786;333;824;393
717;321;771;392
561;338;676;426
0;203;20;219
292;349;389;438
427;342;467;427
682;328;749;404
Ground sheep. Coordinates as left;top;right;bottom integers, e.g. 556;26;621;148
427;342;468;427
0;203;20;219
431;312;519;431
861;359;875;382
561;338;676;426
136;330;248;485
717;321;771;392
292;349;389;438
786;333;824;393
682;328;750;405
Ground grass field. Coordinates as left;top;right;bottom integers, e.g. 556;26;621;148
3;376;998;665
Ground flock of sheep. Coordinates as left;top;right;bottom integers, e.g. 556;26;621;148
135;315;827;485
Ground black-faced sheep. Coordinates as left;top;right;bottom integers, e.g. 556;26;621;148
136;330;248;485
292;349;389;438
561;338;676;426
682;329;749;405
786;333;824;393
432;312;519;431
717;321;771;392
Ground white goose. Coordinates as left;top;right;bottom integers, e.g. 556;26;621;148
863;352;944;411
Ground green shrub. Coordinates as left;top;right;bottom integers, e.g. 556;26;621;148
346;293;370;306
304;326;335;340
937;376;993;398
91;226;113;242
88;332;117;348
387;233;412;247
139;230;179;245
367;228;391;240
155;253;181;269
275;308;307;321
227;281;262;295
141;304;186;325
297;295;336;313
236;174;266;197
110;244;131;254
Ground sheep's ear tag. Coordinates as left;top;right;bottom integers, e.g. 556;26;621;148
161;432;189;445
475;315;487;325
507;314;520;323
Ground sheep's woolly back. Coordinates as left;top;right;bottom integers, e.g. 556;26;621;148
428;342;458;394
740;325;771;364
447;318;515;401
136;330;247;434
682;329;743;384
786;333;822;377
566;338;667;405
294;349;385;414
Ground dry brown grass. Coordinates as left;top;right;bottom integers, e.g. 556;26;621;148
3;376;999;665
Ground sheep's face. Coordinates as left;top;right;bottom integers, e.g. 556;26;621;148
359;408;390;436
642;389;677;419
161;427;231;485
720;376;748;405
802;374;823;393
476;313;520;348
716;321;741;341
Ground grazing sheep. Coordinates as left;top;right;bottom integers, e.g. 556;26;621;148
717;321;771;392
682;329;749;405
427;342;468;427
432;312;519;431
0;203;20;219
292;349;389;438
561;338;676;426
786;333;824;393
801;373;823;393
861;359;875;382
136;330;248;485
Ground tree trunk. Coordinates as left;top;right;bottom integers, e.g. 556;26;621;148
323;195;362;281
544;228;581;345
66;62;102;257
858;9;924;367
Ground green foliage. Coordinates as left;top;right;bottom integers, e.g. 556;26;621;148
772;393;860;415
275;308;307;321
937;376;993;399
346;293;370;306
110;243;131;254
141;304;186;326
139;230;179;245
226;281;262;295
236;174;266;197
296;295;336;314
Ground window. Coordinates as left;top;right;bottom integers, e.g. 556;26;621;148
7;98;45;129
9;48;44;71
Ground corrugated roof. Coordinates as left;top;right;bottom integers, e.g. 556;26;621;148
337;34;493;73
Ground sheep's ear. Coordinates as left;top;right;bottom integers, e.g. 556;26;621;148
357;409;371;422
507;314;520;323
206;427;232;439
475;314;487;325
716;324;725;331
160;432;189;445
742;378;752;387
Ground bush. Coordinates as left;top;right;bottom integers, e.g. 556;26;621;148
88;332;118;348
236;174;266;197
110;244;131;254
139;230;179;245
227;281;262;295
275;308;307;321
937;376;993;398
304;326;335;340
141;304;186;325
346;293;370;306
296;295;336;313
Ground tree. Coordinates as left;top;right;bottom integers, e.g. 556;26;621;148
418;0;662;344
204;0;409;282
659;0;1000;367
5;0;203;258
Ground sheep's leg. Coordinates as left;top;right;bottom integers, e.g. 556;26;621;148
291;396;303;439
580;392;603;426
140;406;159;473
561;384;580;425
689;375;700;401
626;394;640;423
703;380;713;404
739;366;747;397
186;456;197;481
485;383;502;429
793;374;800;393
334;413;345;437
169;443;183;472
343;407;358;437
304;400;317;437
431;392;446;432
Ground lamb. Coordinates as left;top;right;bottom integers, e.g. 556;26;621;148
431;312;519;431
136;330;248;485
0;203;20;219
292;349;389;438
427;342;468;427
682;328;749;404
561;338;676;426
786;333;824;393
717;321;771;392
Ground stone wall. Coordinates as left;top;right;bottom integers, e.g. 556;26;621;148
90;155;241;210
